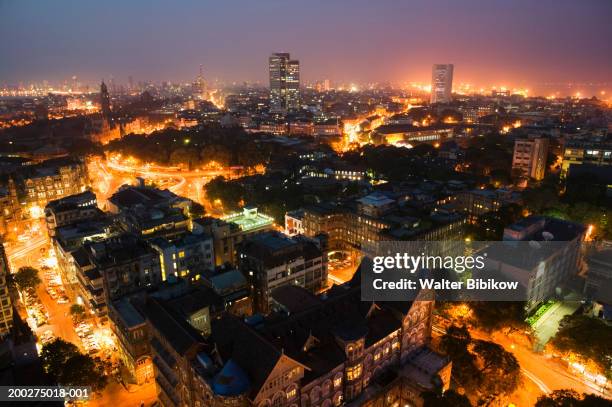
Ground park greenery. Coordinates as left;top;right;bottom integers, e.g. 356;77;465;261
105;125;269;169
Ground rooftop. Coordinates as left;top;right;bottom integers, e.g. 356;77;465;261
113;297;146;328
222;206;274;232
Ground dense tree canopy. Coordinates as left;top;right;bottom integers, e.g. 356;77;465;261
105;125;269;168
548;315;612;379
470;301;528;333
13;266;42;292
535;389;612;407
422;389;472;407
440;325;521;403
40;339;107;392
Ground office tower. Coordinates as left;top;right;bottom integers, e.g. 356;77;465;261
512;137;549;180
269;52;300;112
100;81;112;120
0;242;13;337
430;64;454;104
195;64;209;100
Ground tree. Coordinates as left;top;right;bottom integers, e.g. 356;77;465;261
59;354;107;392
439;326;481;395
548;315;612;379
440;325;471;355
422;389;472;407
471;339;521;397
69;304;86;322
40;339;80;379
536;389;612;407
470;301;529;333
13;266;42;292
40;339;107;392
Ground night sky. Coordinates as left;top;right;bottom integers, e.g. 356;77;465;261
1;0;611;95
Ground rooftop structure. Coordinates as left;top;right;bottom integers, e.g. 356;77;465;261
221;206;274;232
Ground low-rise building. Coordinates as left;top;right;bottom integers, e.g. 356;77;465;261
192;207;274;266
284;209;304;236
561;140;612;176
149;232;214;281
20;157;89;213
134;275;445;407
108;185;192;239
44;191;99;236
0;243;14;336
487;216;586;312
73;234;162;315
109;297;154;385
512;137;549;181
238;232;327;313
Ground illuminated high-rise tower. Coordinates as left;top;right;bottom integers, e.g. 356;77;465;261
100;81;112;120
430;64;454;104
269;53;300;113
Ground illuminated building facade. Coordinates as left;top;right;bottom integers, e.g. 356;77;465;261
130;276;446;407
512;137;549;181
109;297;154;385
149;232;214;281
301;199;466;251
269;53;300;112
372;124;454;146
561;140;612;176
436;189;522;223
488;216;587;312
0;243;13;336
73;234;162;316
0;178;21;238
21;157;89;214
430;64;454;104
44;190;99;237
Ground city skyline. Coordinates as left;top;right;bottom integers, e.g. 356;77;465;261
1;0;611;96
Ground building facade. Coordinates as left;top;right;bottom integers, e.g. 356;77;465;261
430;64;454;104
44;190;99;236
238;232;327;313
150;232;215;281
0;243;13;336
269;53;300;113
512;137;549;181
192;207;274;266
21;157;89;213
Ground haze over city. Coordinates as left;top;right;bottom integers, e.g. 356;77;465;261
0;1;611;406
1;0;612;96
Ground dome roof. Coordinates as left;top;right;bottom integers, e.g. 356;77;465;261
212;359;250;396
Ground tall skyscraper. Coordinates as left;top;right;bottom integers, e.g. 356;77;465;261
100;81;112;120
269;52;300;112
430;64;454;104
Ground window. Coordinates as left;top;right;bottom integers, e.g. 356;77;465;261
286;388;296;399
346;364;362;381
